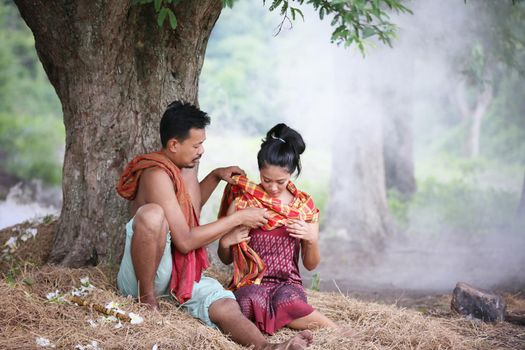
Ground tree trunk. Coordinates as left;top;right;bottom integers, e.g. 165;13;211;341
326;93;393;251
382;92;416;197
518;169;525;219
14;1;222;266
456;81;493;158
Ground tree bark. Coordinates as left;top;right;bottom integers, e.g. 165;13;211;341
382;92;416;197
518;169;525;219
456;81;493;158
14;0;222;266
326;93;393;251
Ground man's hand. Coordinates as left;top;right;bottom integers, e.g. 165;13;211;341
286;219;319;244
213;166;246;184
221;225;251;247
234;208;268;228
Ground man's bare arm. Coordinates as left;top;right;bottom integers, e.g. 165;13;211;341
141;168;266;254
199;166;246;209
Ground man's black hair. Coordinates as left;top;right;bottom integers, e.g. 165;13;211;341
160;101;210;147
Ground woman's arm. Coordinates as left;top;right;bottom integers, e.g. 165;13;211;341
287;220;320;271
217;200;250;265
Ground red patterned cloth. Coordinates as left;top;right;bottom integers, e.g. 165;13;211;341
116;151;209;304
218;175;319;290
233;226;315;335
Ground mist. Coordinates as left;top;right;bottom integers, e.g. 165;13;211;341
199;0;525;293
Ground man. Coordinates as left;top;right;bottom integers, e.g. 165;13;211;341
116;101;313;349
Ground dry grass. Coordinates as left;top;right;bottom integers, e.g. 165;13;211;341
1;221;523;349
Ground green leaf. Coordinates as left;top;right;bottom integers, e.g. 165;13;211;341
280;1;288;16
167;8;178;29
292;7;304;21
157;7;168;27
154;0;162;12
222;0;234;8
269;0;282;11
362;27;375;39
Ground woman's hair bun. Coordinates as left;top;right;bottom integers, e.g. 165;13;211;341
258;123;306;175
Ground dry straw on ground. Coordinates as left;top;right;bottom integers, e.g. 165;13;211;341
0;265;519;350
0;221;523;349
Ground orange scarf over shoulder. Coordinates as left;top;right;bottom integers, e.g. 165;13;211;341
116;151;209;304
218;175;319;290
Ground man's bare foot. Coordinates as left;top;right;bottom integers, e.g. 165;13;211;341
139;294;159;310
265;330;313;350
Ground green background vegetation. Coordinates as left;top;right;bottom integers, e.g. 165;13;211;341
0;0;523;235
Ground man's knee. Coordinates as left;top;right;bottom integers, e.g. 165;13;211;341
209;298;240;323
133;204;167;237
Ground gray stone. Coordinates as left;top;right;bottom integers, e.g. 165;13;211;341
451;282;506;322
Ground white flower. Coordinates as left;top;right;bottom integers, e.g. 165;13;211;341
5;236;17;250
46;290;61;300
71;288;84;297
103;315;118;322
152;344;159;350
35;337;55;348
76;277;95;294
129;312;144;324
114;321;123;329
21;228;38;241
105;301;125;315
105;301;118;309
89;341;101;350
75;340;102;350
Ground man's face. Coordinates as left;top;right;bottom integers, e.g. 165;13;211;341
172;128;206;168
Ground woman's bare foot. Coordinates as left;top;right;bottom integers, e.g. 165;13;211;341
265;330;314;350
337;325;356;337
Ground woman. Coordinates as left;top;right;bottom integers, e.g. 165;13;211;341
217;123;338;335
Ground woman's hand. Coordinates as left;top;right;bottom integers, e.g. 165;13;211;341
221;225;251;248
286;219;318;244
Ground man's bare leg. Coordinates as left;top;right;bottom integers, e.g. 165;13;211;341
209;298;314;350
131;203;169;309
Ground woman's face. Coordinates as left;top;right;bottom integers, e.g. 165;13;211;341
259;164;291;198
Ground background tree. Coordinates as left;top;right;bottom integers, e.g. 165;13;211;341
0;1;63;199
12;0;410;266
519;170;525;219
454;0;525;158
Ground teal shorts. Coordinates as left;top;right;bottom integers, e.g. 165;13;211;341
116;218;235;328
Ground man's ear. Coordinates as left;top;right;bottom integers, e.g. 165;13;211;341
167;138;179;153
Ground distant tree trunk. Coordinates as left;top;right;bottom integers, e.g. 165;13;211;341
326;95;393;250
14;1;222;266
382;92;416;197
456;81;493;158
518;169;525;219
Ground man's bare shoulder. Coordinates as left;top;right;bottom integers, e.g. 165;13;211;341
138;167;175;193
